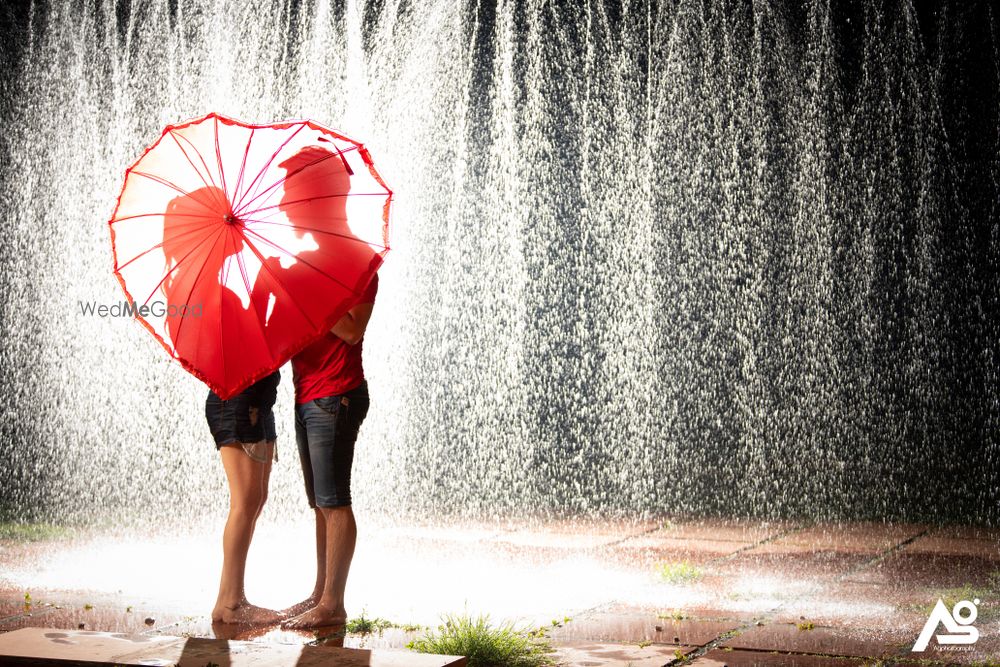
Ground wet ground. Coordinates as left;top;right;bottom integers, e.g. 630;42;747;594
0;517;997;665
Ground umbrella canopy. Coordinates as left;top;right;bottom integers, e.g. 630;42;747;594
109;112;392;399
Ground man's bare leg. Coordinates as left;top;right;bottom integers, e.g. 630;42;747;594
281;508;327;616
212;444;282;624
283;505;356;628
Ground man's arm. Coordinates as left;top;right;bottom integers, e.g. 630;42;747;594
330;302;374;345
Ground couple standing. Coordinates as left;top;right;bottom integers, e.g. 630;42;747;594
166;145;380;629
205;272;377;629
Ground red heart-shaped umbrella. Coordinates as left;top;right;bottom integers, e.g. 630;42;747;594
109;112;392;399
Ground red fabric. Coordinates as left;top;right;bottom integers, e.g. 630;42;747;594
292;274;378;404
109;112;392;400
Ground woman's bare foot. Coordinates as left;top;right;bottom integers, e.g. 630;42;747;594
281;603;347;629
280;595;319;618
211;601;283;625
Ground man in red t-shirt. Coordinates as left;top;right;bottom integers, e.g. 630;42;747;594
282;273;377;629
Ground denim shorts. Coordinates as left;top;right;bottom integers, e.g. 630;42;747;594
205;371;280;449
294;380;370;508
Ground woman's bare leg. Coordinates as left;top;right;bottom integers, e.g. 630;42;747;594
212;443;281;624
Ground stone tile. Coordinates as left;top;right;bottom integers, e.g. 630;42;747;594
548;612;741;646
932;524;1000;541
843;551;1000;589
773;522;928;554
600;541;739;574
711;546;871;580
0;627;465;666
654;519;798;544
689;648;868;666
616;535;754;555
493;518;661;549
720;621;911;658
159;616;423;650
552;639;696;667
768;581;924;630
0;605;190;634
903;535;1000;560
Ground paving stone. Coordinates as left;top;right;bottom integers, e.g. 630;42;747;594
689;648;868;666
720;622;903;658
0;627;465;666
773;522;928;554
710;546;871;581
654;519;798;544
843;551;1000;589
547;612;741;646
493;519;660;549
903;535;1000;559
0;605;189;634
552;639;696;667
932;524;1000;541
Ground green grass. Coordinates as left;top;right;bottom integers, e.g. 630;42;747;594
345;610;394;636
656;560;703;584
899;572;1000;623
0;522;72;541
407;614;555;667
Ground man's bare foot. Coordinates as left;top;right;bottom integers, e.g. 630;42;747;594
211;601;283;625
280;595;319;618
281;603;347;629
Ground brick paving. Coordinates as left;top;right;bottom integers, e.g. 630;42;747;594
0;518;997;665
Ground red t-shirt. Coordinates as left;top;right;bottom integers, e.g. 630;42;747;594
292;275;378;404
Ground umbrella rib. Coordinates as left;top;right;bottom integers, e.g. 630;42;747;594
233;144;362;219
141;225;225;308
234;236;277;357
239;234;323;331
169;130;228;212
232;127;256;210
232;124;307;215
112;210;221;224
130;170;195;198
242;227;360;297
117;221;219;273
247;192;391;217
214;116;229;201
233;151;339;218
239;216;388;250
171;227;228;347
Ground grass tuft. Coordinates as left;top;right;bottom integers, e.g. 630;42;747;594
407;613;555;667
346;610;393;636
656;560;703;584
0;523;71;541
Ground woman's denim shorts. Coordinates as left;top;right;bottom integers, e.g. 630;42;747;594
294;379;370;508
205;371;280;451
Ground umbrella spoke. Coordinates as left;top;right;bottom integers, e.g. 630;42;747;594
214;116;229;201
172;227;228;347
117;220;219;272
242;227;360;298
239;216;388;250
232;123;307;215
234;144;362;218
233;150;338;218
239;233;322;330
170;131;229;212
245;191;390;217
232;127;256;210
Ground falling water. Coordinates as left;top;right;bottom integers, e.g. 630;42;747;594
0;0;997;528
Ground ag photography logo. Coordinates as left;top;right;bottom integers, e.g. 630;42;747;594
912;597;980;652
